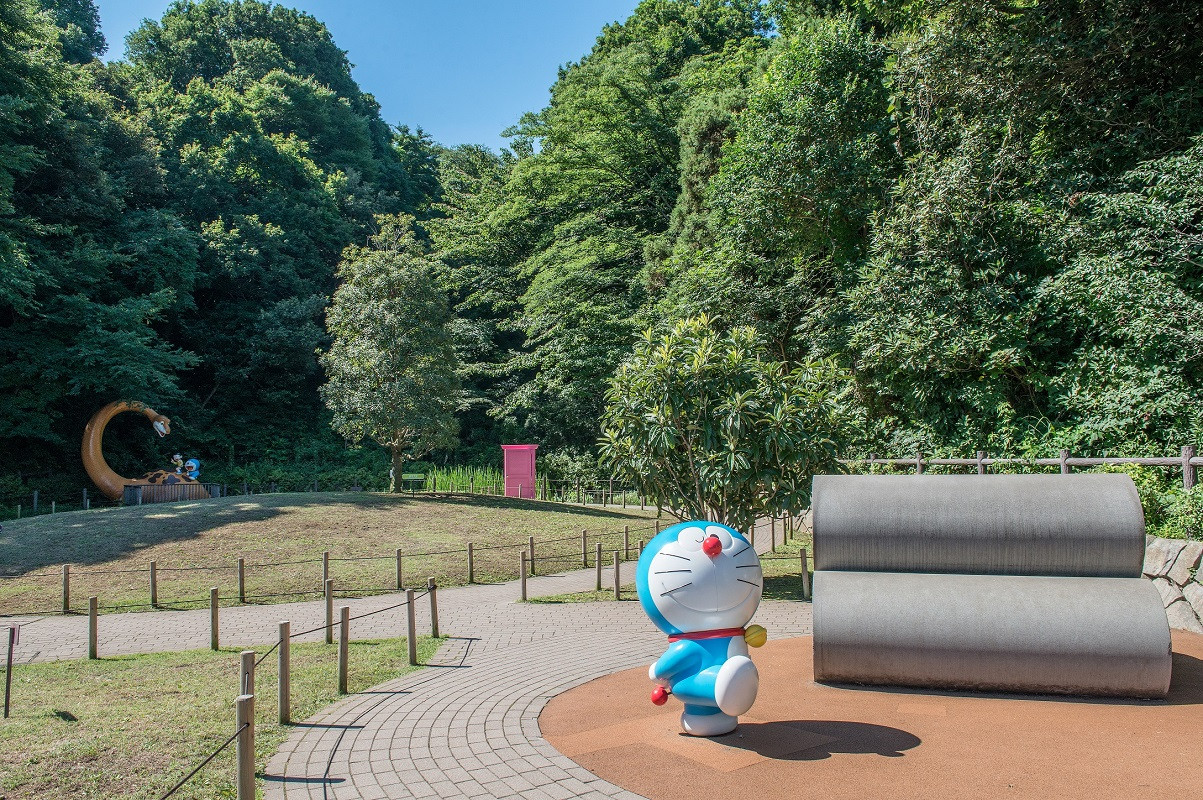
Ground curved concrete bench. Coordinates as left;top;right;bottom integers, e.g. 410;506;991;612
812;474;1171;697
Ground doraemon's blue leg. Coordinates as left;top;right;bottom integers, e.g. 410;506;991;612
670;667;720;707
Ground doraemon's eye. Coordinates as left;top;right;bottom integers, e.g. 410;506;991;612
704;526;733;550
675;526;706;551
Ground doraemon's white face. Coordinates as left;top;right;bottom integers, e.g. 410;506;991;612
646;524;762;633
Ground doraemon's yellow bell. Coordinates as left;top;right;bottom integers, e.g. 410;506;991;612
744;624;767;648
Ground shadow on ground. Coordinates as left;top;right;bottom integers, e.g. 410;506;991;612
714;720;921;760
0;491;659;574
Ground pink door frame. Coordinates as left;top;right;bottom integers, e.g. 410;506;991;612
502;444;539;499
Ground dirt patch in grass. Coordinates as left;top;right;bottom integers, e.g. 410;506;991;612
0;634;442;799
0;493;659;614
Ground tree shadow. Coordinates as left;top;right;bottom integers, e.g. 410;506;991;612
713;720;921;760
0;490;659;575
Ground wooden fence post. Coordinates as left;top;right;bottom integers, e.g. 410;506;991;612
322;550;330;589
528;535;536;575
149;561;157;608
770;517;776;553
1184;445;1197;490
236;693;255;800
406;589;417;665
396;548;403;589
520;551;528;602
581;529;588;567
613;551;620;600
88;596;98;659
595;542;603;590
278;621;290;724
240;649;255;696
210;587;219;650
637;539;643;558
61;565;69;613
237;557;245;604
324;579;334;644
82;488;88;510
915;452;924;475
427;577;439;638
624;525;630;561
338;606;350;694
800;548;811;601
1060;449;1070;474
467;543;474;584
976;450;986;475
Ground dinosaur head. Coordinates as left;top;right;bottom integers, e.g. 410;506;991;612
151;415;171;437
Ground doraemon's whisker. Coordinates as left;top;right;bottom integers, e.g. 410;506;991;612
731;545;750;557
662;552;690;561
660;582;693;597
737;578;761;587
736;564;759;569
654;569;692;574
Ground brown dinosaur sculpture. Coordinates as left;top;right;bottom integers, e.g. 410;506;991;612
82;401;208;501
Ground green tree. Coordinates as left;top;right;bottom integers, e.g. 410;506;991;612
600;315;846;530
669;15;896;361
0;0;198;478
320;216;460;490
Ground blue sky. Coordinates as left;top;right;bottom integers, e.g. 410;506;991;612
96;0;641;151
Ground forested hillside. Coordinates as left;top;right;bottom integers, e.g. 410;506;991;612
2;0;1201;503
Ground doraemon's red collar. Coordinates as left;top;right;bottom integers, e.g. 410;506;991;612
667;627;746;642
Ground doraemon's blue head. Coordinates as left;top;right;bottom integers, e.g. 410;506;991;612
184;458;201;479
636;520;762;636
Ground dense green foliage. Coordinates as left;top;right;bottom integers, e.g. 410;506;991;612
2;0;1201;511
600;316;846;527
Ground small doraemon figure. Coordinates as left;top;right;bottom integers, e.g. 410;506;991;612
183;458;201;480
637;520;766;736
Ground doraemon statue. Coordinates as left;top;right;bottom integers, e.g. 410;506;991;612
637;520;766;736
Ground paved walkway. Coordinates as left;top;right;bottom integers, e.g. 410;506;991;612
5;520;813;800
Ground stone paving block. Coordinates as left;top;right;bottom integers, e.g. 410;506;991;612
1153;577;1185;607
1144;537;1186;578
1184;581;1203;621
1168;540;1203;586
1165;599;1203;633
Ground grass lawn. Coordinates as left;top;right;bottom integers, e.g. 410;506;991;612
524;529;814;604
0;493;659;615
0;634;442;799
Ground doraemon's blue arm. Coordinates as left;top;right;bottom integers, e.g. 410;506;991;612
651;640;705;683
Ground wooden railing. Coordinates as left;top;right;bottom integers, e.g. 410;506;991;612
849;446;1200;490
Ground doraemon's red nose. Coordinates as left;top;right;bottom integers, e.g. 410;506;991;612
702;535;723;557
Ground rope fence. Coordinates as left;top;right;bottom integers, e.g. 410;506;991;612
0;514;662;617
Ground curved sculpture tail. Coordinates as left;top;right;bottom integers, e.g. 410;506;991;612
82;401;208;502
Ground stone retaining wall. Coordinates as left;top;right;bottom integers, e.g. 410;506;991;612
1144;535;1203;633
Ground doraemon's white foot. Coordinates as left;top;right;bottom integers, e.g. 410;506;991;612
681;709;737;736
714;655;758;716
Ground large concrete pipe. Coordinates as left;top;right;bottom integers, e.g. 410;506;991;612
812;570;1172;697
812;474;1145;577
810;473;1171;698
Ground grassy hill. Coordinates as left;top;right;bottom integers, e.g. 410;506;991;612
0;492;659;615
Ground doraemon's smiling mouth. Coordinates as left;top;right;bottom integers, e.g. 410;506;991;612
646;524;762;631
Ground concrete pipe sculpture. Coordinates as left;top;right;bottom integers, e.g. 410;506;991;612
637;521;768;736
82;401;208;502
811;474;1171;698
